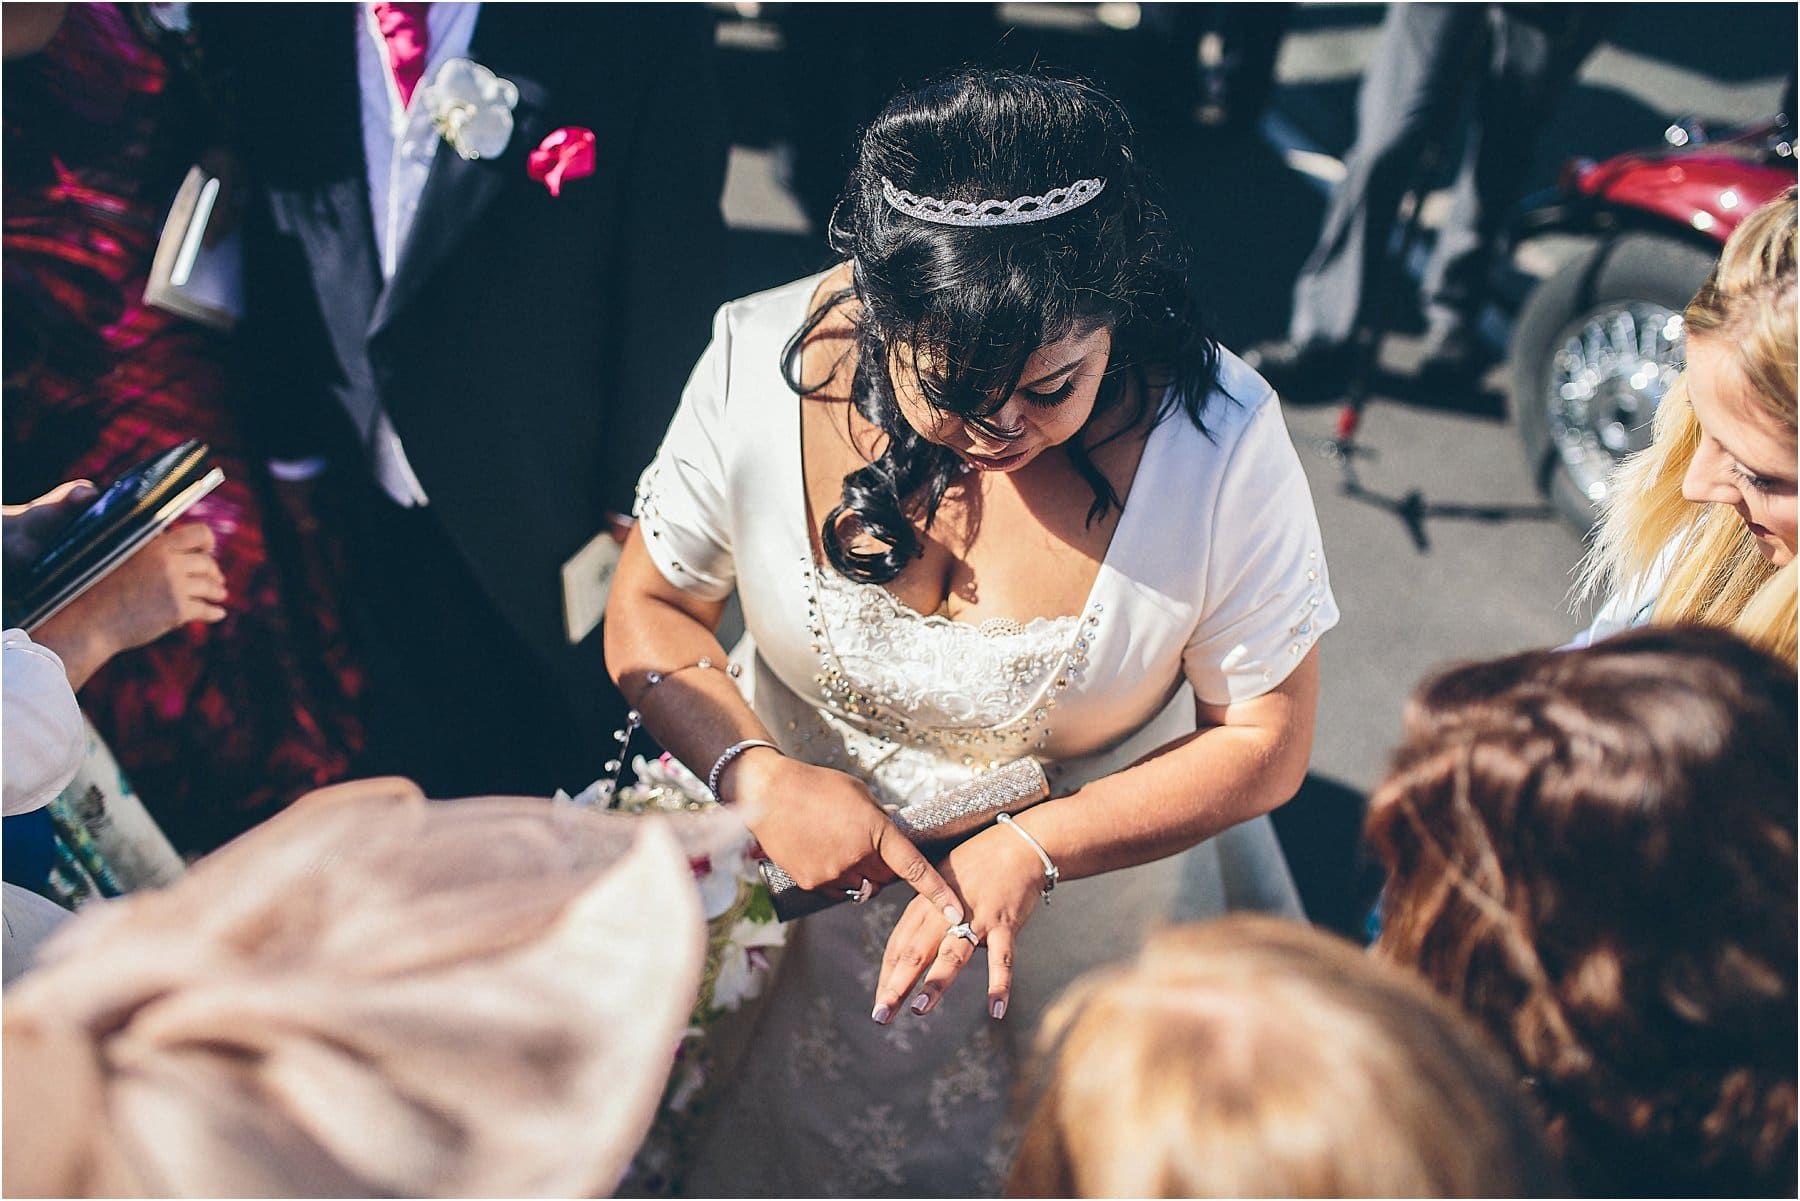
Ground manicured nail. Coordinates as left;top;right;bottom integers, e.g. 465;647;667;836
990;998;1007;1021
943;904;964;925
910;992;933;1015
871;1003;892;1025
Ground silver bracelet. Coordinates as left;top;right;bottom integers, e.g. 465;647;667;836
995;812;1060;902
641;656;741;691
599;657;744;807
707;738;782;802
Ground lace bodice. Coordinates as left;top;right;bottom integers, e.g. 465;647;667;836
810;565;1089;730
748;563;1102;808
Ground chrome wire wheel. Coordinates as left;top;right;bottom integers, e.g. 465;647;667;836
1544;302;1685;505
1512;231;1717;531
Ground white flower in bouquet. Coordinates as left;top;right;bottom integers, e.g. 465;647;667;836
569;753;787;1009
630;754;712;806
693;853;741;920
711;914;787;1013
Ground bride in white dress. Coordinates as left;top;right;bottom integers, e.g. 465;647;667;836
606;69;1340;1196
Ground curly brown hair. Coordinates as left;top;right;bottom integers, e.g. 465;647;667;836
1367;626;1797;1196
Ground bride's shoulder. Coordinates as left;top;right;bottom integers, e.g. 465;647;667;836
1144;347;1303;493
1151;345;1281;463
691;272;844;434
1205;346;1281;433
720;267;849;344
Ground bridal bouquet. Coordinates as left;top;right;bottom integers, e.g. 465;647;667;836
559;755;787;1194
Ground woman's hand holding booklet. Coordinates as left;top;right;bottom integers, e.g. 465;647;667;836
6;440;225;633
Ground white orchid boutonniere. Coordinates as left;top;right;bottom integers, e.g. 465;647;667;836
422;57;518;161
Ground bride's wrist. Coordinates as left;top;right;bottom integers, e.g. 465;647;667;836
986;814;1063;901
712;740;783;813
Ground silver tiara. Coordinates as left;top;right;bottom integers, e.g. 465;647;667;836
880;176;1107;227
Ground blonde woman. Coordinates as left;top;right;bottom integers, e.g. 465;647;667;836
1577;186;1797;662
1005;916;1564;1198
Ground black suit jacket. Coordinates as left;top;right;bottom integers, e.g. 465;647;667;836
203;3;728;737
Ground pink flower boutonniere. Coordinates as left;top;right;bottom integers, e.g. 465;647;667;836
528;127;597;197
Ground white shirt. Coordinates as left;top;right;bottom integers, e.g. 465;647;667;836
3;628;85;985
3;629;85;818
350;1;482;507
1565;534;1680;650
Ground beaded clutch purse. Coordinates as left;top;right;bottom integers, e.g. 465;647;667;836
758;757;1050;922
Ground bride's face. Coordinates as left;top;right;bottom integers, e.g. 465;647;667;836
887;325;1114;474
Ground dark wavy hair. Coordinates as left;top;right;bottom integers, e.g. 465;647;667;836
1366;626;1798;1197
782;69;1220;584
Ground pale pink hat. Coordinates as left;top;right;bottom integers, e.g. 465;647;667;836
3;778;707;1197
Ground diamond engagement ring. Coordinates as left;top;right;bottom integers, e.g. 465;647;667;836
948;922;980;947
846;877;876;904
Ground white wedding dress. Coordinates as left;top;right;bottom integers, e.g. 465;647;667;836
634;274;1340;1196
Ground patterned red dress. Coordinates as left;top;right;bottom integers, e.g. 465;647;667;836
3;4;365;856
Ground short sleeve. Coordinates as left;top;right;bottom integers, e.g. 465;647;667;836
1182;400;1340;705
631;305;738;602
3;628;86;817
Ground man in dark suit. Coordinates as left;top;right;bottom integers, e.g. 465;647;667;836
202;4;729;797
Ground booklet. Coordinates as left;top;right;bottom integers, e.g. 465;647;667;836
9;440;225;631
143;165;243;331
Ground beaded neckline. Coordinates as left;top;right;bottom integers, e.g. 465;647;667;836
782;273;1162;755
817;567;1082;643
788;266;1161;647
802;556;1105;758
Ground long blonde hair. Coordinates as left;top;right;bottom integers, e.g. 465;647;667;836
1578;186;1798;663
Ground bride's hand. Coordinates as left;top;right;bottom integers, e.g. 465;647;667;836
870;824;1048;1025
723;750;966;923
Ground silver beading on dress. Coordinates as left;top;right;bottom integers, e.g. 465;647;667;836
888;757;1049;844
880;176;1106;227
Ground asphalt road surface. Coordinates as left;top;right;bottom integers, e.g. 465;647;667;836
707;2;1797;934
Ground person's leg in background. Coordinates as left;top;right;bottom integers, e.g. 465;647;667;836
1419;5;1614;377
1257;4;1487;398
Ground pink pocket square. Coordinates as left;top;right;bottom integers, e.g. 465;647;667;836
527;127;597;197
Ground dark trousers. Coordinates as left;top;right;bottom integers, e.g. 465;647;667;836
339;486;614;800
1290;3;1608;349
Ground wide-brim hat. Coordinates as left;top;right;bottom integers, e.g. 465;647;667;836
3;778;707;1197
